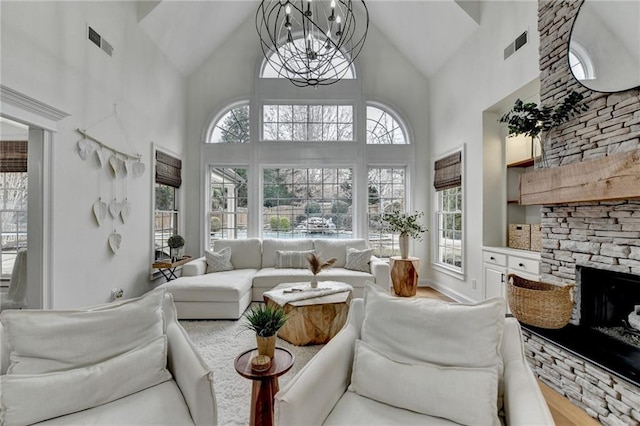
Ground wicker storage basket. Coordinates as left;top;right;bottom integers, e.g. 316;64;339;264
508;224;531;250
507;274;574;329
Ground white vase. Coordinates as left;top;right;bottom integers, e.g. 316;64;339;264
399;234;409;259
310;274;318;289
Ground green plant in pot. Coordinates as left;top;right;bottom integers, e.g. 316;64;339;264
380;210;428;259
499;90;589;168
167;234;185;261
243;304;288;358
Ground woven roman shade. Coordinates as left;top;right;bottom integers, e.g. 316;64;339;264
155;151;182;188
0;141;28;173
433;151;461;191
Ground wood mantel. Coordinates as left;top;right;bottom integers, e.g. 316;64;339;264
519;149;640;205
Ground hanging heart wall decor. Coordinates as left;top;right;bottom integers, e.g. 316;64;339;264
92;198;107;226
108;231;122;255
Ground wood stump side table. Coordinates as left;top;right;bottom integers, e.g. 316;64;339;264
234;347;294;426
390;256;420;297
264;282;352;346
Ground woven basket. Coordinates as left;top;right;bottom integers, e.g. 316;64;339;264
507;274;574;329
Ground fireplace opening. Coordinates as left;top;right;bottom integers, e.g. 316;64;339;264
578;266;640;348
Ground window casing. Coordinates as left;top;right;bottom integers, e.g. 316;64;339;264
201;60;416;249
154;150;182;260
433;149;464;274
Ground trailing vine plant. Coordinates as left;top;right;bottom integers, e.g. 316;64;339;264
499;91;589;167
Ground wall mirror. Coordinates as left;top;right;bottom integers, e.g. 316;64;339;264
569;0;640;93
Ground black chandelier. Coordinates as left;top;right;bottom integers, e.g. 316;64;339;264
256;0;369;87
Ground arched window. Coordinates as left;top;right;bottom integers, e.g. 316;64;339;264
366;105;408;144
206;103;250;143
260;38;355;81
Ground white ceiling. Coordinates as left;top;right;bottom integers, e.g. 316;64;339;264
138;0;480;79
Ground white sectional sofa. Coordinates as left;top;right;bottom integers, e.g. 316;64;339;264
159;238;390;319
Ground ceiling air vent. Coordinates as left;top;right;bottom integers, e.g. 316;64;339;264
87;26;113;57
504;31;528;60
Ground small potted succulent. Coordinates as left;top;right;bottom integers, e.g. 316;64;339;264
167;234;185;261
380;210;428;259
243;304;288;359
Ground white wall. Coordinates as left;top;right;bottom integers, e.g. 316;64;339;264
1;1;185;308
185;14;431;266
426;0;540;301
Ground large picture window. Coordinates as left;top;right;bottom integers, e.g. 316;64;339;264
434;150;463;273
262;167;352;239
367;167;406;257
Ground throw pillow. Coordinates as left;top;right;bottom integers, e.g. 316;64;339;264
275;250;315;269
349;339;500;426
313;239;366;268
344;247;373;273
205;247;234;273
3;288;165;374
0;336;172;426
361;283;505;369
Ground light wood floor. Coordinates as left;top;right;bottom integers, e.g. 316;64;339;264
416;286;600;426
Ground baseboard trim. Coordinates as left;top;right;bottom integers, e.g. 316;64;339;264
420;279;473;303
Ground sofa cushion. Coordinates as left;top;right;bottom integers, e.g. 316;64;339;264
205;247;233;273
275;249;315;269
262;239;314;268
324;390;458;426
3;288;165;374
361;283;505;369
0;336;172;426
161;269;256;302
34;380;193;426
313;239;366;268
213;238;262;269
349;339;500;426
344;247;373;272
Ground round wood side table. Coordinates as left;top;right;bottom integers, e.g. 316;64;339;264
234;347;295;426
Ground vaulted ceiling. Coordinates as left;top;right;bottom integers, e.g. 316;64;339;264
138;0;481;79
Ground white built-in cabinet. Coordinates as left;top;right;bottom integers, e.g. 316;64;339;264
482;247;540;313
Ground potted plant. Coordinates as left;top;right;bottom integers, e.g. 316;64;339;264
167;234;185;261
499;90;589;167
243;304;288;358
305;253;337;288
380;210;428;259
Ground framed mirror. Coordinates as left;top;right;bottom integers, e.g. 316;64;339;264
569;0;640;93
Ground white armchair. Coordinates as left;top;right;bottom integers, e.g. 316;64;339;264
275;292;554;425
0;248;27;311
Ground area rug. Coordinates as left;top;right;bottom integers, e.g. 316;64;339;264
180;306;323;426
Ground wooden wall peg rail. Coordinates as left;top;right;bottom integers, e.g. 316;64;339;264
390;256;420;297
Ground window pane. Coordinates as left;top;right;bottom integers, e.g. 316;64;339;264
208;167;248;243
262;168;353;239
209;104;250;143
262;104;353;142
366;105;408;145
367;167;406;258
436;185;463;272
1;171;28;278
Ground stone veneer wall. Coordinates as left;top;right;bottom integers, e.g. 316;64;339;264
522;330;640;425
527;1;640;424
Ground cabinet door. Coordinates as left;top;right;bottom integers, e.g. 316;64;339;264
484;265;506;300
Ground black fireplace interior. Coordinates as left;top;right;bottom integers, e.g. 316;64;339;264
580;266;640;329
520;266;640;387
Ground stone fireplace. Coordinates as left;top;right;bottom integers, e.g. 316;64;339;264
520;1;640;424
